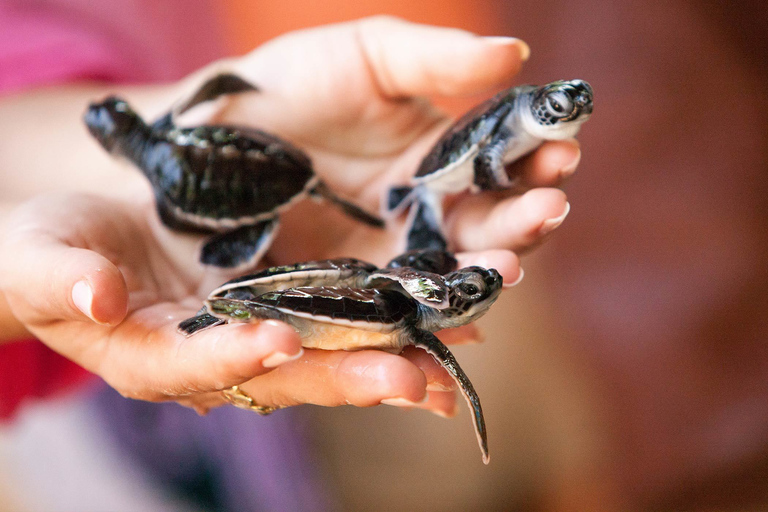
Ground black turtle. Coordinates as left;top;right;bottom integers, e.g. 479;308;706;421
84;73;384;268
179;257;503;464
386;79;593;252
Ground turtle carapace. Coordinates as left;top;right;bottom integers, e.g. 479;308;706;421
85;73;384;269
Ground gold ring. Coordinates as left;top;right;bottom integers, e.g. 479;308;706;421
221;385;284;416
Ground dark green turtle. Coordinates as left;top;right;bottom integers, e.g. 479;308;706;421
179;257;503;464
84;73;384;269
387;79;593;252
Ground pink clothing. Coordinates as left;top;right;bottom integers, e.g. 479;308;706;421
0;0;227;93
0;0;228;416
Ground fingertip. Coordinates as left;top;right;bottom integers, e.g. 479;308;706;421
337;350;427;407
68;256;128;325
217;320;303;371
436;324;483;346
443;35;528;94
456;249;521;285
420;390;459;418
483;35;530;62
539;201;571;236
513;139;581;186
85;264;129;325
506;188;569;241
356;17;528;98
450;188;569;252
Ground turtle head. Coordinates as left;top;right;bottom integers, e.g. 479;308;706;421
84;96;144;153
522;79;593;139
421;266;503;330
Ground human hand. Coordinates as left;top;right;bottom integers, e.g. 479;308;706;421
0;17;580;415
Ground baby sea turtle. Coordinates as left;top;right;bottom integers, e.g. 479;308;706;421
387;79;593;252
179;257;503;464
84;73;384;269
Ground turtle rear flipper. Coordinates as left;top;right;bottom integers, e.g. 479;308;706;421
413;330;489;465
309;181;385;228
385;185;415;216
200;218;279;269
178;308;226;336
206;298;286;322
405;198;448;252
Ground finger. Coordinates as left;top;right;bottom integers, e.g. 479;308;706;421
237;349;428;408
0;234;128;326
400;345;457;392
421;391;459;418
437;324;484;345
382;389;459;419
456;249;523;288
177;392;228;416
507;139;582;190
105;311;304;401
447;188;570;253
355;16;529;98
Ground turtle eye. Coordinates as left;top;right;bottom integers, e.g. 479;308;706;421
546;92;573;118
458;282;481;298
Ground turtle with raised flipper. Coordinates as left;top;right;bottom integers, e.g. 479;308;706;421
84;73;384;269
178;257;503;464
386;79;593;252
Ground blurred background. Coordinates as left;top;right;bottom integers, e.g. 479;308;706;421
2;0;768;510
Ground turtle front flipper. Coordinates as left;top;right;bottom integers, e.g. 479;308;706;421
473;125;515;191
412;330;489;464
200;218;279;269
365;268;449;308
309;181;385;228
151;73;260;130
176;73;259;116
405;197;448;253
385;249;458;275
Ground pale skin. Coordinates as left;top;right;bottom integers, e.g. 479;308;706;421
0;17;580;416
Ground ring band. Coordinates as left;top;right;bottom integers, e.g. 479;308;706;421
221;385;284;415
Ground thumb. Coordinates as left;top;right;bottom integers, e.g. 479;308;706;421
0;236;128;327
354;16;530;98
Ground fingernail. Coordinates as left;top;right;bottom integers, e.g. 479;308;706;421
484;37;530;61
72;280;95;321
381;396;427;407
263;347;304;368
559;147;581;179
503;267;525;288
539;202;571;236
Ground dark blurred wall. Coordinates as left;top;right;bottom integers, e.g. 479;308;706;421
501;1;768;508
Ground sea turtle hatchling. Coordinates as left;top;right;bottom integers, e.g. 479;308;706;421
386;79;593;252
178;257;503;464
84;73;384;269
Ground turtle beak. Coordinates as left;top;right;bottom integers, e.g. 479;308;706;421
84;104;116;151
575;93;593;115
571;80;594;116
